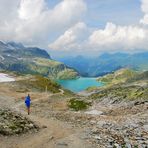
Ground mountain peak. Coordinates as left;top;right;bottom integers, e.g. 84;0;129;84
7;41;25;49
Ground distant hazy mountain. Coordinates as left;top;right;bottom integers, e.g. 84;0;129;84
0;41;79;79
59;52;148;77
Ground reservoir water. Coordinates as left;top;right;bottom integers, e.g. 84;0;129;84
57;77;103;92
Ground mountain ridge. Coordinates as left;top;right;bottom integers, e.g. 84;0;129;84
59;52;148;77
0;41;79;79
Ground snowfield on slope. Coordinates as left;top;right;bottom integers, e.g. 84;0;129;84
0;73;15;82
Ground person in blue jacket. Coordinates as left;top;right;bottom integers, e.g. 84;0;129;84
25;94;31;115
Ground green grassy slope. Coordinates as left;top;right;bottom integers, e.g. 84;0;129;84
16;75;61;93
89;69;148;103
0;41;79;80
97;68;137;85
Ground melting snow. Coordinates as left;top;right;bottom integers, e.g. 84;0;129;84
0;73;15;82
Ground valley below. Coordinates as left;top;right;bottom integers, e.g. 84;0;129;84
0;69;148;148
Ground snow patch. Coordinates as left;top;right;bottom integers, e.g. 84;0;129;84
85;110;103;115
0;73;15;82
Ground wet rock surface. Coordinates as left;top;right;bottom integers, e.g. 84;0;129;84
0;109;39;135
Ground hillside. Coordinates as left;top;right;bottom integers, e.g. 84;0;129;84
0;70;148;148
59;52;148;77
15;75;62;93
128;70;148;82
97;68;138;85
0;41;79;79
89;69;148;103
90;83;148;102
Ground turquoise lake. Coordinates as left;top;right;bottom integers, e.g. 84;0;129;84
57;77;103;92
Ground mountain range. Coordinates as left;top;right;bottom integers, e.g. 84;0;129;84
0;41;79;79
1;40;148;79
59;52;148;77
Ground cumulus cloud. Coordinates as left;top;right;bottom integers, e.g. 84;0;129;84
49;22;90;51
1;0;148;54
89;22;148;52
18;0;46;20
49;22;148;53
140;0;148;25
49;0;148;53
0;0;86;46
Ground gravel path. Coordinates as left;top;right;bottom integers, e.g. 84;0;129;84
0;87;93;148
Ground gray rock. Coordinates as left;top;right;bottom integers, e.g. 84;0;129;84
28;123;34;128
91;127;99;134
90;120;96;125
125;143;132;148
0;109;39;135
114;143;121;148
94;135;101;140
143;124;148;131
49;136;54;140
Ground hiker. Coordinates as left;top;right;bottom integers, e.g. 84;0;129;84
25;94;31;115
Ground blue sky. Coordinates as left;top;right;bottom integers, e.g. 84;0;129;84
84;0;143;27
0;0;148;57
46;0;143;27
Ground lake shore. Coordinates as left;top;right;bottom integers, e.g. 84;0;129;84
57;77;103;92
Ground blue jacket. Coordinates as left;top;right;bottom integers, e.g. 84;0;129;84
25;96;31;106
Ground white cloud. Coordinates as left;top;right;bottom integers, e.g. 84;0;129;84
49;0;148;53
0;0;148;54
87;0;148;52
49;22;89;50
140;0;148;25
49;22;148;53
0;0;19;21
18;0;46;20
0;0;87;46
89;22;148;52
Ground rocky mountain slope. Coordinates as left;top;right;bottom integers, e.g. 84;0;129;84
0;41;79;79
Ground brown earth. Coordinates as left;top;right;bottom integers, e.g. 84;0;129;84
0;79;148;148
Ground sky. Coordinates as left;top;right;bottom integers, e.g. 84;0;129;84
0;0;148;57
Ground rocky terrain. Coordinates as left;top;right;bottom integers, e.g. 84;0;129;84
0;70;147;148
0;109;39;135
